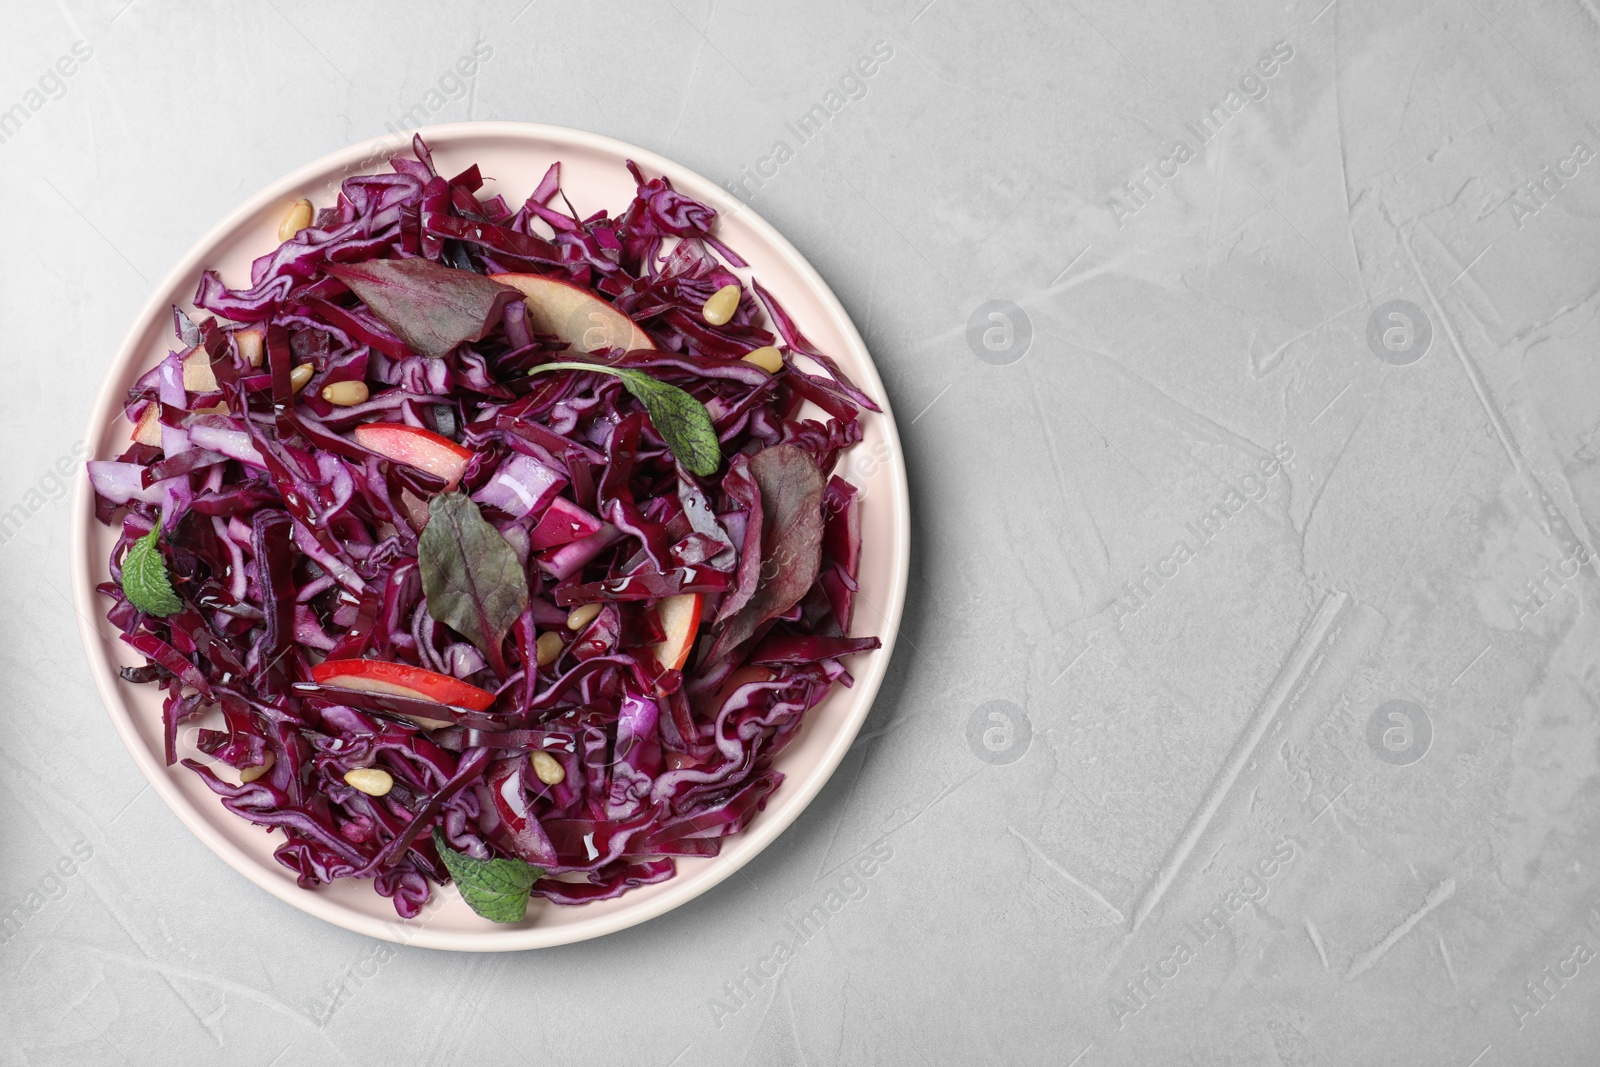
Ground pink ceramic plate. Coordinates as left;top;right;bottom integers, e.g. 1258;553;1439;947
70;122;910;951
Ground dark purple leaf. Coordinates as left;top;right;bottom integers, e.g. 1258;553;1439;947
418;491;528;678
323;258;520;358
707;444;825;662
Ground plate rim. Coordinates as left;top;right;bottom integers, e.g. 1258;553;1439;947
69;120;911;951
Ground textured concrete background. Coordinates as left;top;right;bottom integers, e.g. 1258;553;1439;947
4;0;1600;1064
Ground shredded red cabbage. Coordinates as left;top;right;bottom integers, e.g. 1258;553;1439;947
89;137;881;918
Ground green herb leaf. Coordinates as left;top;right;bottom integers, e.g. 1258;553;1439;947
323;259;520;359
530;361;722;477
418;492;528;678
432;829;541;923
121;528;183;617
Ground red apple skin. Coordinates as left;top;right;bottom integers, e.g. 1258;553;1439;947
353;423;474;489
651;593;703;672
310;659;496;711
489;272;655;354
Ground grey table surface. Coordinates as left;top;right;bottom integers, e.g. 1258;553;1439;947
5;0;1600;1064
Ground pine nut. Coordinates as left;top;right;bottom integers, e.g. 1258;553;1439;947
344;767;394;796
279;198;313;242
236;328;264;368
530;750;566;786
566;603;601;630
239;750;275;784
702;284;741;326
289;363;314;393
321;380;370;406
535;631;564;668
742;346;784;374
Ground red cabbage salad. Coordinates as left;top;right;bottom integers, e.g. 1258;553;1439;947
88;136;882;922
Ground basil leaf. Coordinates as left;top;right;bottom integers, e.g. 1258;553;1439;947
529;361;722;477
418;492;528;677
432;829;541;923
121;528;183;617
324;259;519;359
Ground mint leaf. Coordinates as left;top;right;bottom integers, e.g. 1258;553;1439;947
121;528;183;617
324;259;519;359
529;361;722;477
418;492;528;678
614;369;723;477
432;829;541;923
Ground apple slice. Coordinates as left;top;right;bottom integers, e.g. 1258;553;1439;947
649;593;703;672
311;659;496;713
131;404;163;446
131;397;229;447
353;423;474;489
182;348;219;393
235;328;264;369
489;272;654;354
